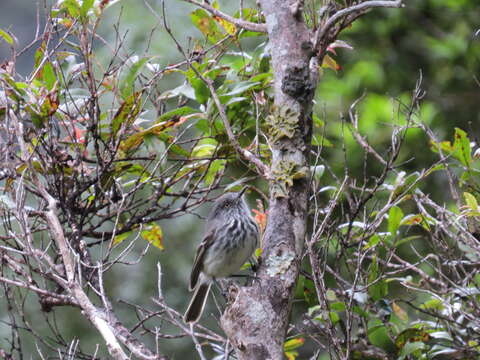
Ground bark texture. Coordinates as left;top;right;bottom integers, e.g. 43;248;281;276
220;1;316;358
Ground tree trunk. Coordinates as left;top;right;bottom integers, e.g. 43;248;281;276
221;1;316;358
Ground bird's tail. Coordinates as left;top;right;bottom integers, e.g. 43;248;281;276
183;282;211;323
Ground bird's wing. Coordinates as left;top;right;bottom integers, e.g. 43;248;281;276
189;230;215;291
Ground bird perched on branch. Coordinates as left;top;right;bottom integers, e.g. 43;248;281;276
184;188;259;323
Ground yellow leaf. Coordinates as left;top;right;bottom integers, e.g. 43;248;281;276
285;351;298;360
464;192;479;211
191;143;216;158
283;337;305;352
392;301;408;321
112;231;131;246
113;232;130;245
141;223;164;250
321;54;340;72
400;214;423;226
214;16;237;36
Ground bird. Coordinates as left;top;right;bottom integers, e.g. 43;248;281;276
183;188;259;323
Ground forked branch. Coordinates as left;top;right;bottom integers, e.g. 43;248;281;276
181;0;267;33
314;0;404;51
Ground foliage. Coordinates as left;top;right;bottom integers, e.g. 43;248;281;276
0;0;479;359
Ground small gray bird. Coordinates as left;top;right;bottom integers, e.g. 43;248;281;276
184;189;259;323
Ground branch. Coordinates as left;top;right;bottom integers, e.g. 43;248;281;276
161;2;271;180
314;0;404;51
43;198;129;360
348;93;388;166
0;276;76;304
10;111;162;360
181;0;267;33
202;76;272;179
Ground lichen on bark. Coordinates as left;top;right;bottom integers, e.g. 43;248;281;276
265;105;301;143
271;159;309;198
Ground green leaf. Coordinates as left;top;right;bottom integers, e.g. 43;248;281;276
312;113;325;128
224;96;247;106
120;126;187;156
330;302;346;312
157;133;190;157
250;72;272;84
123;163;152;181
424;163;446;176
463;192;479;212
0;29;13;45
312;134;333;147
283;338;305;352
42;62;56;91
329;311;340;324
111;92;142;137
325;289;336;301
191;9;224;43
191;139;218;158
391;171;420;200
452;127;472;168
30;113;47;128
222;80;260;97
236;9;264;38
420;298;444;310
190;77;210;104
310;165;325;181
61;0;81;17
112;231;132;246
353;305;369;318
388;206;403;236
363;234;381;250
80;0;94;17
398;341;427;360
367;319;395;352
395;328;429;351
224;177;257;192
120;57;150;99
368;256;388;301
205;159;226;185
159;83;196;101
156;106;201;123
119;107;202;153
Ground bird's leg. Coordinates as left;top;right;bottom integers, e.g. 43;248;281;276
213;278;229;299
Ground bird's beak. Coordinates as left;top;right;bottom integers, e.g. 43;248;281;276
237;186;248;199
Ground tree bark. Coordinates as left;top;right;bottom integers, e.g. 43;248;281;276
220;1;316;358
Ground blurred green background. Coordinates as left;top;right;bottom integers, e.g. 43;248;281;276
0;0;479;358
